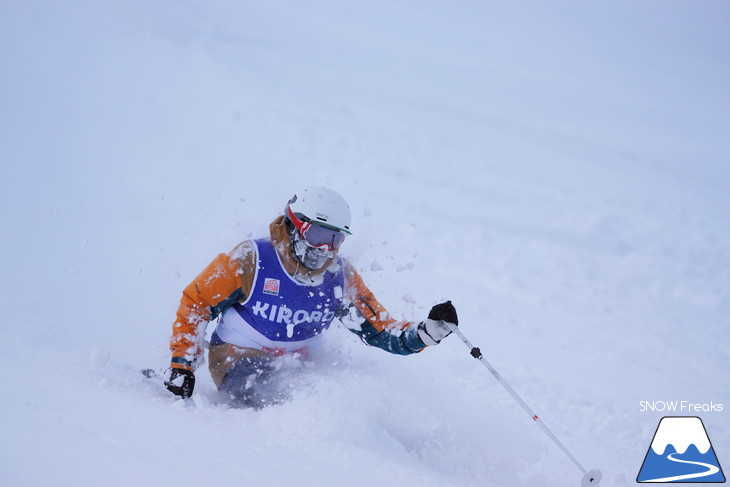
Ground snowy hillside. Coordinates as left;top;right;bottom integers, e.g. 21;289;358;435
1;1;729;486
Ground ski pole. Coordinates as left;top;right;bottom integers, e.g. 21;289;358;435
448;324;602;487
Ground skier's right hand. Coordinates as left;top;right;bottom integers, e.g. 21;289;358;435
164;368;195;398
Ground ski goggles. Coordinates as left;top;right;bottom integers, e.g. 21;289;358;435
287;207;347;251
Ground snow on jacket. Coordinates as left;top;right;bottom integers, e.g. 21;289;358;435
169;216;427;372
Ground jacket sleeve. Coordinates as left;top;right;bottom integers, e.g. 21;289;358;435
169;242;255;370
341;260;427;355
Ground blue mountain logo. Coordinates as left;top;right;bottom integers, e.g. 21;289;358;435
637;416;725;483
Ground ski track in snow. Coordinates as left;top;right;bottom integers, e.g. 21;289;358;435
1;1;729;487
642;453;720;483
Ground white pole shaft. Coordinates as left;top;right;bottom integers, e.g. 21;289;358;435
449;325;588;475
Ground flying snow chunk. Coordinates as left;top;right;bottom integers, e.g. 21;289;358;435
90;348;111;369
370;261;383;271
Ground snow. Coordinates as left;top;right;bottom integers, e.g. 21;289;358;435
651;417;711;455
1;1;729;486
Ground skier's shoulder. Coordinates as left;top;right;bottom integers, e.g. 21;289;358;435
338;255;355;275
336;256;365;296
224;239;263;283
228;239;257;262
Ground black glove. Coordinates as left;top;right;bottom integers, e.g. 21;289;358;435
428;300;458;325
418;300;458;346
164;368;195;398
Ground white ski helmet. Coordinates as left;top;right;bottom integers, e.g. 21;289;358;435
284;186;352;270
285;186;352;235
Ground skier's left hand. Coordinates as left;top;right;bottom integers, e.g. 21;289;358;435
417;300;458;346
164;367;195;398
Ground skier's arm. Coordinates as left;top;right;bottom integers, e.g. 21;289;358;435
341;261;428;355
170;242;256;370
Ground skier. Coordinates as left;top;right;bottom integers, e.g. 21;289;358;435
164;186;458;407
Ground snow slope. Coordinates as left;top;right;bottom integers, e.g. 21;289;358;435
1;1;728;486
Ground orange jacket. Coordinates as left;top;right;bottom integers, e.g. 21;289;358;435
170;217;424;370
